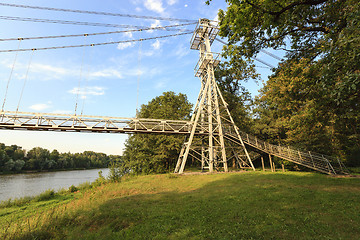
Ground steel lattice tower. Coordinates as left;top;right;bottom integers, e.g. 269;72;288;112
174;19;255;174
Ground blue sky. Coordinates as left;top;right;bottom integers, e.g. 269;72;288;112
0;0;280;155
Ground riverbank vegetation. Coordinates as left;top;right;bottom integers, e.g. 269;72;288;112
1;171;359;239
208;0;359;166
0;143;121;174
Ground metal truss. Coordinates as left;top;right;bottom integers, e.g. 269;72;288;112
174;19;256;174
0;110;347;174
0;111;192;134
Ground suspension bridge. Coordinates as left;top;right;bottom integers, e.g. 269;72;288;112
0;5;347;175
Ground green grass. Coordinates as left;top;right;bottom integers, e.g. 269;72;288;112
1;171;360;239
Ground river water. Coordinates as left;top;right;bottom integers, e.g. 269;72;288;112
0;168;110;202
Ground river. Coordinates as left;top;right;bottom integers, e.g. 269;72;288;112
0;168;110;202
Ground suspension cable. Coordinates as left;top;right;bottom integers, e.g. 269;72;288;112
0;32;193;53
0;16;196;34
80;44;94;116
1;39;22;112
0;16;193;29
0;22;195;42
16;49;35;114
136;35;142;118
74;35;87;115
0;3;196;22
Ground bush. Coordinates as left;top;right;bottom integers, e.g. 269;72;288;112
35;189;55;201
92;170;107;187
68;185;78;193
77;181;92;191
108;162;122;182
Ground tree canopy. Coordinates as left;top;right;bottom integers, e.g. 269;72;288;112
0;143;118;173
208;0;360;165
121;91;193;175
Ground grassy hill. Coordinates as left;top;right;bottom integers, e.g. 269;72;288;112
1;171;360;239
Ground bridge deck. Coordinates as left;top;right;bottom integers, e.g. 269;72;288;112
0;111;347;175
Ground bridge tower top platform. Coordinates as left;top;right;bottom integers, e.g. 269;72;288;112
190;18;219;50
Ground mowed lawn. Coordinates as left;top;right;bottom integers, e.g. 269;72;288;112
1;171;360;239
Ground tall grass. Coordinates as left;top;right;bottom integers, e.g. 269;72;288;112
1;172;360;239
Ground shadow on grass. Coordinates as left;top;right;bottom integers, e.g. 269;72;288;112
6;172;360;240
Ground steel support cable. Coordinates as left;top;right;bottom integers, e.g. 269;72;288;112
0;16;196;29
260;49;282;61
214;37;276;68
136;34;142;117
0;3;196;22
1;39;21;112
0;32;193;52
80;44;94;116
74;35;87;116
0;23;195;42
16;49;35;114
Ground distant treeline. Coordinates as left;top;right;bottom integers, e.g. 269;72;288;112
0;143;121;173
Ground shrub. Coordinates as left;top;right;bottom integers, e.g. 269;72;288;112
108;162;122;182
92;170;107;187
68;185;78;193
35;189;55;201
78;181;92;191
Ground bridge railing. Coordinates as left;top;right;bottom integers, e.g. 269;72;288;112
0;111;192;134
221;124;347;175
0;111;347;174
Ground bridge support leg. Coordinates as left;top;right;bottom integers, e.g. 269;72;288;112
261;156;265;171
269;154;274;172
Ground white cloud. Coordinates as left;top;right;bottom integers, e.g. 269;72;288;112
185;4;188;7
147;20;163;33
135;7;142;12
174;44;189;58
30;63;68;76
144;0;164;14
142;51;155;57
29;102;52;111
117;42;135;50
152;40;161;50
89;69;123;79
167;0;177;5
123;32;133;38
68;86;106;96
155;80;166;89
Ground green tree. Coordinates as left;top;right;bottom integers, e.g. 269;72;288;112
14;160;25;171
121;91;193;175
4;159;15;171
215;62;257;132
211;0;360;163
26;147;50;170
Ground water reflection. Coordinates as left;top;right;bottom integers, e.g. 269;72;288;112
0;168;109;202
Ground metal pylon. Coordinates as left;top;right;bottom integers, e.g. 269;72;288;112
174;19;255;174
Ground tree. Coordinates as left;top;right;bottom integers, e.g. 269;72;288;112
121;91;193;175
210;0;360;163
14;160;25;171
215;62;257;132
26;147;50;170
4;159;15;171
